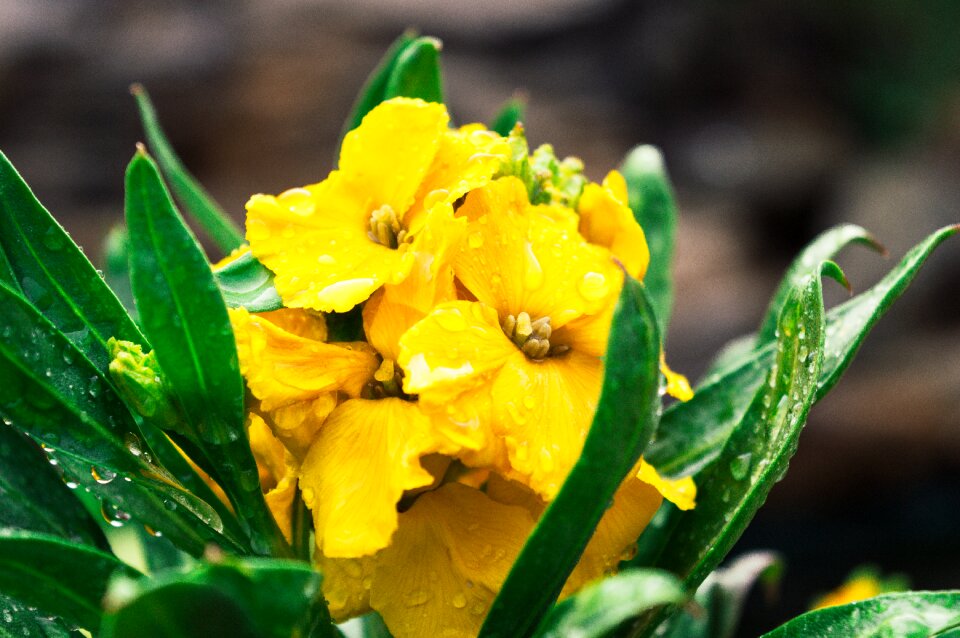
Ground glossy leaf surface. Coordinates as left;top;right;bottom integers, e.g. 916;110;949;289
533;569;684;638
646;226;958;479
214;249;283;313
125;151;284;555
0;531;140;632
761;592;960;638
100;558;334;638
620;145;678;338
480;276;661;638
489;96;526;136
132;85;245;254
0;150;143;372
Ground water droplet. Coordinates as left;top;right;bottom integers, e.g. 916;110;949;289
522;395;536;410
729;453;752;480
522;242;544;290
64;480;78;489
452;593;467;609
467;232;484;249
505;401;527;425
434;308;467;332
578;271;610;301
405;590;431;607
124;432;143;457
91;466;116;484
317;254;336;265
539;448;554;473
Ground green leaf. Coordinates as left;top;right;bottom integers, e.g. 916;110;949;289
646;226;958;479
214;249;282;313
620;145;678;339
630;271;828;638
101;558;334;638
131;85;245;255
0;592;75;638
0;423;107;549
0;281;243;556
0;150;144;372
0;530;140;632
101;225;137;319
383;37;444;104
657;552;782;638
760;592;960;638
533;569;685;638
757;224;880;345
124;150;286;556
479;276;662;638
489;96;526;137
341;32;418;142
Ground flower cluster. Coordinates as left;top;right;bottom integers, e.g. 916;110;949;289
228;97;695;637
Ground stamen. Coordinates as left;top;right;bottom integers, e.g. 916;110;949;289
367;204;407;249
501;312;567;361
362;358;415;400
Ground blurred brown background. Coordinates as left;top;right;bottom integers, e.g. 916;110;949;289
2;0;959;632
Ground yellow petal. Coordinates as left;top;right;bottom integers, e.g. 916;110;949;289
339;97;449;218
256;307;328;342
230;307;379;411
455;177;623;328
578;170;650;280
370;483;534;638
264;457;299;544
406;124;509;232
811;573;883;610
248;411;287;491
491;351;604;499
318;554;378;621
398;301;515;398
637;459;697;511
300;398;456;558
246;174;416;313
660;354;694;402
258;393;337;462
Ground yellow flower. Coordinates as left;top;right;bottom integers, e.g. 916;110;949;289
399;176;625;499
245;98;508;313
811;571;886;610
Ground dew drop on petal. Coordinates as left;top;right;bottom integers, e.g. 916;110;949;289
578;271;609;301
522;242;544;290
452;593;467;609
405;590;431;607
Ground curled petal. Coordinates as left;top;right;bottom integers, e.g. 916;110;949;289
578;170;650;280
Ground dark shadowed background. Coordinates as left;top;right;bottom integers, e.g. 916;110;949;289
2;1;959;633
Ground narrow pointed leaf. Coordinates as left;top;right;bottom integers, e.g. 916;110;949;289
340;31;418;142
131;85;244;254
0;282;244;555
214;250;282;313
383;37;444;105
0;592;76;637
489;96;526;136
0;531;141;633
533;569;684;638
0;150;143;371
101;225;137;318
646;226;958;479
761;592;960;638
479;276;661;638
757;224;881;344
0;423;107;549
125;150;286;556
100;558;333;638
620;145;677;338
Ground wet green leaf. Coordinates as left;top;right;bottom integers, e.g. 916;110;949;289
125;150;286;556
100;558;334;638
0;592;76;638
101;225;137;319
760;592;960;638
757;224;880;346
646;226;958;479
0;424;107;549
214;249;282;313
384;37;444;105
533;569;684;638
0;530;140;633
480;276;661;638
489;96;526;137
620;145;678;338
0;282;244;556
0;150;143;372
132;85;245;255
629;271;827;638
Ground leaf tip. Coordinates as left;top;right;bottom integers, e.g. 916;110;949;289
820;260;851;294
129;82;145;97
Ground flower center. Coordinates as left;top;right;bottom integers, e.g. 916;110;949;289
362;359;415;400
501;312;570;361
367;204;407;249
